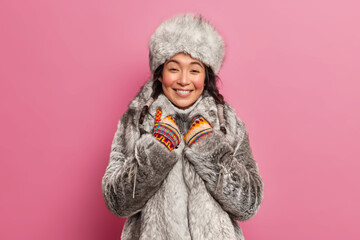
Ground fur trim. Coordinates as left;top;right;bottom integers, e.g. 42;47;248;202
148;13;225;75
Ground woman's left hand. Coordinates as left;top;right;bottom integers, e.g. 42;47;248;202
184;115;213;147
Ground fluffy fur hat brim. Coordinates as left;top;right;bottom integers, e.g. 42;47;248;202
148;13;225;75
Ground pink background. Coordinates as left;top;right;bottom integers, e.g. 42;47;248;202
1;0;359;239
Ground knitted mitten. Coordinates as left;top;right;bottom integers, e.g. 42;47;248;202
184;115;213;147
153;108;181;151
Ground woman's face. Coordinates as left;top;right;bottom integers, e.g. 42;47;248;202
159;52;206;110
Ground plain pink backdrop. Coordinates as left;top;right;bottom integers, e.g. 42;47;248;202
1;0;359;239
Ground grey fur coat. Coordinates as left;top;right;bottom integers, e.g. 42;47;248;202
101;79;264;240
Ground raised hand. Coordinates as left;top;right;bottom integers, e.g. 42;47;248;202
184;115;213;147
153;108;181;151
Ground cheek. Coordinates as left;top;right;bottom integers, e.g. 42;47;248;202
192;77;205;90
161;73;176;87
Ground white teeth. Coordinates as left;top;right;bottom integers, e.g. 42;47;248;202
176;90;191;94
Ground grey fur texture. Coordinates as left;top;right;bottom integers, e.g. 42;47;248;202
148;13;225;75
101;79;264;239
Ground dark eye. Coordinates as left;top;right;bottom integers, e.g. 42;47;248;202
191;70;200;73
169;68;178;72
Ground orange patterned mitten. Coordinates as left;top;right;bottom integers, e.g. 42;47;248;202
184;116;213;147
153;109;181;151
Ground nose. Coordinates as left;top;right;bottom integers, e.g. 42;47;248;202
178;71;190;86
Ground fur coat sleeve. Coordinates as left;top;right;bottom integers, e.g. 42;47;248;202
184;103;264;221
101;108;179;218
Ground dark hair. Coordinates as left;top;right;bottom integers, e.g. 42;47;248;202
139;63;226;134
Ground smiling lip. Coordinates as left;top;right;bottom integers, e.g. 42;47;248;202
174;88;192;97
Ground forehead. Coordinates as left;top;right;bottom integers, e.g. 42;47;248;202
166;52;204;66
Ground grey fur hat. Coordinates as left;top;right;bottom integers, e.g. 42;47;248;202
148;13;225;75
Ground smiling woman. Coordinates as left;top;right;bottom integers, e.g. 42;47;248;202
102;13;264;240
160;52;206;110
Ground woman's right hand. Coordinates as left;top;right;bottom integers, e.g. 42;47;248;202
102;108;180;218
153;108;181;151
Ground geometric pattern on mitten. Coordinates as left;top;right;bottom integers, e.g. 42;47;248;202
184;115;213;147
153;108;181;151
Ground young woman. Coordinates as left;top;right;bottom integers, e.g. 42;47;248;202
102;13;264;240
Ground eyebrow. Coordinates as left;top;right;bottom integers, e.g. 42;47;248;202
166;59;203;68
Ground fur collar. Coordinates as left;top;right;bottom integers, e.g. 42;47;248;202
127;79;221;135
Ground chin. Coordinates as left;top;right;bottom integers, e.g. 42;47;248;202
167;94;197;110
